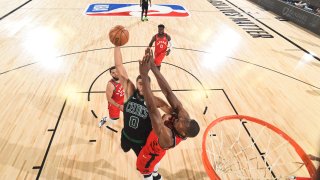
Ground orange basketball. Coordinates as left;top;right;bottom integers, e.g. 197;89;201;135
109;25;129;46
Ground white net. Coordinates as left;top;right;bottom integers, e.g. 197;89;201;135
204;118;311;179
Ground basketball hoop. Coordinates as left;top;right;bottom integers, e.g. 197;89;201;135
202;115;317;179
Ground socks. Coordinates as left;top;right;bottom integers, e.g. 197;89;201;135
143;174;152;180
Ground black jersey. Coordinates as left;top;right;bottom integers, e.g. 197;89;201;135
122;90;152;144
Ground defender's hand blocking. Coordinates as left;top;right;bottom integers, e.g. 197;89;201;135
144;48;157;70
139;54;151;75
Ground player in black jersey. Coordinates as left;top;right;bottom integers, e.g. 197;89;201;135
140;0;151;21
114;46;171;156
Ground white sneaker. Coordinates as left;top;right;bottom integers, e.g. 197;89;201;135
98;117;107;128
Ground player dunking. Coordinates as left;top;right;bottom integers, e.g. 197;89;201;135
113;46;172;157
148;24;172;70
136;49;200;179
140;0;151;21
99;66;124;127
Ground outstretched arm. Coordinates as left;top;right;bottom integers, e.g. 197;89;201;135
139;56;173;148
148;53;182;112
148;35;156;48
141;75;163;136
154;96;172;114
114;46;135;98
166;35;172;56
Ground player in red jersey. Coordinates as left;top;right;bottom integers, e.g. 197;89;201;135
148;24;172;70
136;50;200;179
99;66;125;127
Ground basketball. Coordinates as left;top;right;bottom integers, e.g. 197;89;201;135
109;25;129;46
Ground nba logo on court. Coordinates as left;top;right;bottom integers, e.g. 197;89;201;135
92;5;109;11
85;3;190;17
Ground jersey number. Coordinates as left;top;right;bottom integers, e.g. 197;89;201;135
129;116;139;129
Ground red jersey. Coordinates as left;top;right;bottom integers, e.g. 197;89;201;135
154;33;168;57
136;130;184;174
109;79;124;104
107;79;124;119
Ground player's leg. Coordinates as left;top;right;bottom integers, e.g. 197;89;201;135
99;104;120;127
152;162;162;180
137;150;165;179
131;143;144;156
98;116;107;127
141;6;145;21
144;4;149;21
108;104;120;124
143;174;153;180
154;53;165;70
120;131;132;153
137;150;154;179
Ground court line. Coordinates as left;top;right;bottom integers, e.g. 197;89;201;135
0;0;32;20
91;110;98;118
227;56;320;89
35;99;67;179
224;0;320;61
0;62;38;75
0;46;318;90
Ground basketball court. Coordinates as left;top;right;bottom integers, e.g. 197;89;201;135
0;0;319;179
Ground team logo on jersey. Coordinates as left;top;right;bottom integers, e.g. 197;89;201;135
85;3;189;17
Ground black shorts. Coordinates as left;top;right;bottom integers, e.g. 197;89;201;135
121;130;145;156
142;3;148;10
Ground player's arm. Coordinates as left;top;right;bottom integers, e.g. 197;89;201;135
148;35;156;48
166;35;172;56
140;0;142;6
154;96;172;114
106;82;123;111
149;53;183;112
114;46;135;98
139;57;173;148
149;0;151;6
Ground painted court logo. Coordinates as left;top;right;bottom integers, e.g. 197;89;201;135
85;3;189;17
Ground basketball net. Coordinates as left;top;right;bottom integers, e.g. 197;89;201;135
202;115;317;180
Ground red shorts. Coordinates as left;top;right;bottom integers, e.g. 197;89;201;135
136;148;166;174
154;52;166;66
108;103;121;119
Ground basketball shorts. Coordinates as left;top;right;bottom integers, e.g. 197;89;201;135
142;3;148;10
120;130;145;156
108;103;122;119
154;52;166;66
136;148;166;174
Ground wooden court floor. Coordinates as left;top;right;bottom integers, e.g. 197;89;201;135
0;0;320;179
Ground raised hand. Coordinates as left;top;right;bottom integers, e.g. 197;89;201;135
139;54;151;76
147;49;157;70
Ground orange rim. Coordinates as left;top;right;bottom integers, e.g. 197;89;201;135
202;115;317;179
